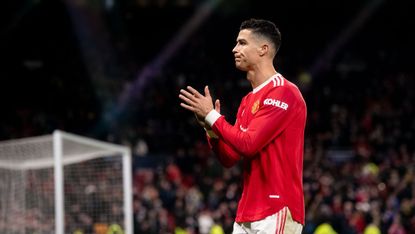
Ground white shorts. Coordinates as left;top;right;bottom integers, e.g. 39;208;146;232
232;207;303;234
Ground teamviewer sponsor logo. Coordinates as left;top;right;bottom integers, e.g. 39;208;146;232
263;98;289;110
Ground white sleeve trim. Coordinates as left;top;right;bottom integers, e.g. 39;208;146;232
205;110;221;127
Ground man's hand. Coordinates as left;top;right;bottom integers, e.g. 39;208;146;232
179;85;219;127
194;99;221;128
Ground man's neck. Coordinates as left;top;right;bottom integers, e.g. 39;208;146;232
247;67;277;89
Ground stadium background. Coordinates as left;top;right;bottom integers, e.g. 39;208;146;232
1;0;414;233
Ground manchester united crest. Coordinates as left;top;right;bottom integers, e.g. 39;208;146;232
251;100;260;114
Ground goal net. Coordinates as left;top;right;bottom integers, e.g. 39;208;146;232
0;130;133;234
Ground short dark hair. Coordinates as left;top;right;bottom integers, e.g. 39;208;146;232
240;18;281;54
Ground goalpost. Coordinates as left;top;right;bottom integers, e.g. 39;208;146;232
0;130;133;234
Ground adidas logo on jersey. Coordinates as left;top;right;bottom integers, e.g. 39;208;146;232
263;98;289;110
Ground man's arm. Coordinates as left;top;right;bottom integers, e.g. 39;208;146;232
206;135;240;168
206;87;301;157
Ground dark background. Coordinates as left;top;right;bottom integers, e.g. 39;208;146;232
1;0;414;233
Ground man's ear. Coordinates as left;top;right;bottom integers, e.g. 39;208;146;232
259;44;268;56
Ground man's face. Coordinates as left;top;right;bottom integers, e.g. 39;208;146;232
232;29;261;71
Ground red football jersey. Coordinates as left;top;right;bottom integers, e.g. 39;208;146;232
206;73;307;224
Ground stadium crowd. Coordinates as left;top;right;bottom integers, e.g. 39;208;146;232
1;1;414;234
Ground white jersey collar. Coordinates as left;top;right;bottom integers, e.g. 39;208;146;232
253;73;279;94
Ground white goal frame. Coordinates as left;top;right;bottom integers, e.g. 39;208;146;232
0;130;133;234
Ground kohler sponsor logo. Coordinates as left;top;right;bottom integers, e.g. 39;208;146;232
263;98;288;110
